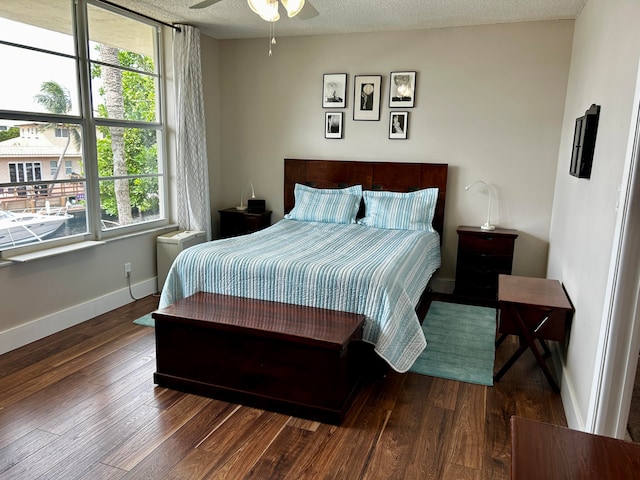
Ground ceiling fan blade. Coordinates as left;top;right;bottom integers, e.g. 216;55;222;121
189;0;224;9
296;1;319;20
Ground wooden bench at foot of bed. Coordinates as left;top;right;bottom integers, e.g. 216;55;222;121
152;292;366;425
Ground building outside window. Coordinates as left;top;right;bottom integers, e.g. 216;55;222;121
9;162;42;183
49;159;75;177
0;0;168;252
55;127;70;138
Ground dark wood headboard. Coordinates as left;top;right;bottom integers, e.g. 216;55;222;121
284;159;448;240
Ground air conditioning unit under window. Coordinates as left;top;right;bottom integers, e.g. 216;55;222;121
156;230;206;292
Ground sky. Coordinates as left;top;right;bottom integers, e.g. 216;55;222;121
0;17;88;117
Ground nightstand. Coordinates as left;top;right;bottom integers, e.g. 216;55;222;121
454;225;518;304
219;208;272;238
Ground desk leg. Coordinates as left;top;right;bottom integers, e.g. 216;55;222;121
494;343;528;381
539;338;551;358
494;305;560;392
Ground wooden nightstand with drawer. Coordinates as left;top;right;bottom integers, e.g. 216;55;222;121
454;226;518;304
219;208;272;239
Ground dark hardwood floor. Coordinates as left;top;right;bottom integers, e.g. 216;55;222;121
0;294;566;479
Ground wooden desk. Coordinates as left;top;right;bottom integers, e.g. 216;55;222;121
494;275;573;392
511;416;640;479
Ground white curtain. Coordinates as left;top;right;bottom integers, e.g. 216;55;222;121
173;24;212;240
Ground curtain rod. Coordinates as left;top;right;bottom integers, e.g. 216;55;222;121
96;0;182;32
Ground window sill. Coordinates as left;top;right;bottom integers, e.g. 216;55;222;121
3;240;106;263
0;224;179;267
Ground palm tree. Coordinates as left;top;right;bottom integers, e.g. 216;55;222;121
100;45;133;225
33;81;81;183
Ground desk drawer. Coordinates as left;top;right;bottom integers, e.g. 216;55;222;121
498;305;569;342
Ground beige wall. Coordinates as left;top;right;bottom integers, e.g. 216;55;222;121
548;0;640;431
216;21;574;288
0;232;161;352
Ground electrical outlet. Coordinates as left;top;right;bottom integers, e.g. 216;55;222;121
124;262;131;278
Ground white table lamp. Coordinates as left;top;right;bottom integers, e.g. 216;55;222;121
465;180;495;231
236;180;256;211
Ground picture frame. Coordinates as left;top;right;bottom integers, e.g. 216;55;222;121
325;112;343;139
389;111;408;139
389;71;416;108
322;73;347;108
353;75;382;121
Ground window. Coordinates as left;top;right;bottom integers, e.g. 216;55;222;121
0;0;168;252
55;127;70;138
9;162;42;183
50;160;75;177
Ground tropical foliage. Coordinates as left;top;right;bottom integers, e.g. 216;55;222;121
34;48;158;225
0;127;19;142
93;48;159;222
34;81;81;181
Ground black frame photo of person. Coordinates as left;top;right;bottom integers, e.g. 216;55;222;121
389;111;408;139
353;75;382;121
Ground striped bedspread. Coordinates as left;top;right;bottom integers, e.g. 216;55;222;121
159;219;441;372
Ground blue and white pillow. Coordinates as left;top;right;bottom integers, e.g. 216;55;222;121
358;188;439;231
284;183;362;224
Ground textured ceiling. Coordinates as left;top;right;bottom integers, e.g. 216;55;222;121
106;0;587;39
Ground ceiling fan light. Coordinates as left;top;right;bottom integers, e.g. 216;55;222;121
281;0;305;18
247;0;263;15
247;0;280;22
261;10;280;22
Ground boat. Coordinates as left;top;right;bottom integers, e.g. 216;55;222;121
0;204;73;248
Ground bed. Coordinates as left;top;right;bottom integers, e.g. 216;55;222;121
159;159;448;372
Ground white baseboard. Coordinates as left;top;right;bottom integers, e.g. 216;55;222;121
555;347;584;430
547;342;582;430
0;278;158;356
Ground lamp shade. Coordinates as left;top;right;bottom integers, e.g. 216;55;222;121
281;0;305;17
247;0;280;22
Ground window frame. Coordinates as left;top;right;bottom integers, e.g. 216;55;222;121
0;0;170;257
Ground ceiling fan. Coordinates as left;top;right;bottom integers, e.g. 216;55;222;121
189;0;319;21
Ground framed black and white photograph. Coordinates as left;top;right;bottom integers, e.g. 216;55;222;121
353;75;382;121
389;111;408;139
325;111;343;139
322;73;347;108
389;71;416;108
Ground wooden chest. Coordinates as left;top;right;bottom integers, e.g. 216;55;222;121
153;292;365;424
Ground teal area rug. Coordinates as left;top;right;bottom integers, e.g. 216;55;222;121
410;301;497;386
133;313;155;327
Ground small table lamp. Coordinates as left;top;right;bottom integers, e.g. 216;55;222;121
465;180;495;231
236;180;256;211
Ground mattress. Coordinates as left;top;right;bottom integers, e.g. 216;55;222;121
159;219;441;372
